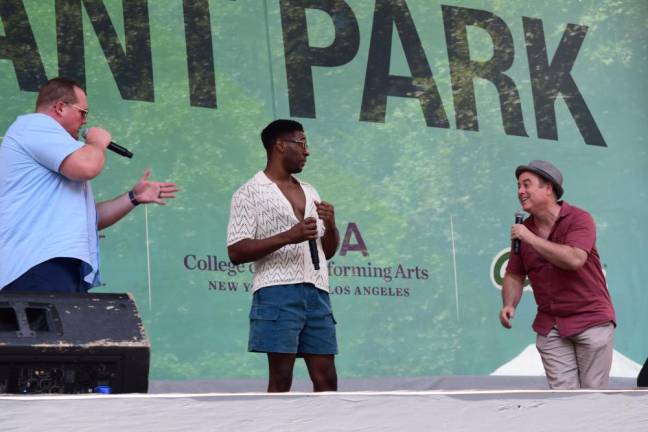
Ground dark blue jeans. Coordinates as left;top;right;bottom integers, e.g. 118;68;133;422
3;258;84;293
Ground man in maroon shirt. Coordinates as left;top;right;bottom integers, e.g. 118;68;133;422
500;160;616;389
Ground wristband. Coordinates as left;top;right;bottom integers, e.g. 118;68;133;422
128;190;141;206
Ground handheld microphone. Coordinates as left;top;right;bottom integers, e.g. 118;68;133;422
308;239;320;270
513;211;525;254
82;130;134;158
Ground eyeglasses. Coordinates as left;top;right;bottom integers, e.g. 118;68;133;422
67;102;89;119
283;139;308;150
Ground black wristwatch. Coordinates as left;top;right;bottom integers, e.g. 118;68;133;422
128;190;141;206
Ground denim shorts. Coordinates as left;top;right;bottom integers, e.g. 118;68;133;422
248;283;338;355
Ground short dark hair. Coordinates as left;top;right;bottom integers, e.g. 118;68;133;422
35;77;84;110
261;119;303;151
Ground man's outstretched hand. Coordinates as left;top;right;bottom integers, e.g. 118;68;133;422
131;169;179;205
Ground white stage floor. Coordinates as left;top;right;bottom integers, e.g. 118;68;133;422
2;377;647;431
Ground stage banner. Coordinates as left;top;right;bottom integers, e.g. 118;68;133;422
0;0;646;380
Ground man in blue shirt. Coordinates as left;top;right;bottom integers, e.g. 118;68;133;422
0;77;178;292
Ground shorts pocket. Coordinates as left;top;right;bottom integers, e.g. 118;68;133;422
249;304;280;321
248;305;282;352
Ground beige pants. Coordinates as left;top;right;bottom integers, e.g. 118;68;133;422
536;322;614;389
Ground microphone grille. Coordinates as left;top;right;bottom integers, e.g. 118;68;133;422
515;210;525;223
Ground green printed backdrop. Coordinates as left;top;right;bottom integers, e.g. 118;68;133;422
1;0;646;380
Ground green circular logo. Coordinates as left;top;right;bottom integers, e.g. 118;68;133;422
490;248;531;291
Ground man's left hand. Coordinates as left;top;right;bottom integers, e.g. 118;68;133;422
315;201;336;229
132;169;179;205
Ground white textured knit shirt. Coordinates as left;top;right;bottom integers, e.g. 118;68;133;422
227;171;328;293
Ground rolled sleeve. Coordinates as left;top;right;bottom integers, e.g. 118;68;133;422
227;186;258;246
505;248;526;276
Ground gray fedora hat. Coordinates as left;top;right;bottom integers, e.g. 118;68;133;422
515;160;564;199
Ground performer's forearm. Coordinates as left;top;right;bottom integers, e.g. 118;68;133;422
321;227;339;260
227;234;291;265
502;272;524;308
527;236;587;270
96;193;134;230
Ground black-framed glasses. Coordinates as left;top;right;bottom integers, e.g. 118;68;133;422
283;139;308;150
67;102;89;119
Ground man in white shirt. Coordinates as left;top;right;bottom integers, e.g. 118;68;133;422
227;119;340;392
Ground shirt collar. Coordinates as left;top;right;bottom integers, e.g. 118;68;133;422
254;170;306;186
525;200;571;232
557;200;571;220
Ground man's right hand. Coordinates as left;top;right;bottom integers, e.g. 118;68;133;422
60;127;110;181
285;217;318;244
499;306;516;329
83;127;111;149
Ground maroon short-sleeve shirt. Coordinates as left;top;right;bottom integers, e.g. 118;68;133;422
506;201;615;337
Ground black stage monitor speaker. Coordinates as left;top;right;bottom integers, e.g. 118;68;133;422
638;356;648;387
0;292;150;394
